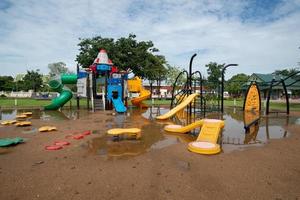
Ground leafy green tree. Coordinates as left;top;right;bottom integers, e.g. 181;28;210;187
273;68;299;80
0;76;14;91
142;54;168;98
76;34;163;77
205;62;224;90
48;62;72;77
165;65;186;86
22;70;43;92
226;73;249;97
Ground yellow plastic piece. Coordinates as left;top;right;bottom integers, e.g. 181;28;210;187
15;121;32;127
1;120;17;125
16;114;27;119
107;128;141;139
156;93;199;120
164;120;204;133
131;88;151;108
127;77;142;92
39;126;57;132
188;119;225;155
22;112;32;116
128;77;151;108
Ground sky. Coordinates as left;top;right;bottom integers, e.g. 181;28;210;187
0;0;300;79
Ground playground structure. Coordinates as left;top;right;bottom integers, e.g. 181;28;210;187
45;49;150;113
42;49;298;155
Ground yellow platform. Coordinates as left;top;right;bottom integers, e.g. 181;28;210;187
156;93;199;120
39;126;57;132
187;119;225;155
107;128;142;139
15;114;27;119
22;112;33;116
15;121;32;127
1;120;17;125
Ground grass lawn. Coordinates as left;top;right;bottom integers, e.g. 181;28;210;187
1;97;299;111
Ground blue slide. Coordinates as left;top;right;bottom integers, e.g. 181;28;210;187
112;97;127;113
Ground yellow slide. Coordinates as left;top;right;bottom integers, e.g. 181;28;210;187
156;93;199;120
131;88;151;108
188;119;225;155
164;120;204;133
128;77;151;108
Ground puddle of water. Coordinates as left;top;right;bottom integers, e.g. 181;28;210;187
0;109;90;121
22;127;38;134
1;106;298;158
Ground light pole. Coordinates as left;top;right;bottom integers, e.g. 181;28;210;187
221;63;238;113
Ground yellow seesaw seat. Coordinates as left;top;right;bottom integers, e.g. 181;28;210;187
188;119;224;155
107;128;142;139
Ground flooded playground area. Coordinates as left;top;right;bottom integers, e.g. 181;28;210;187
0;106;298;158
1;107;300;200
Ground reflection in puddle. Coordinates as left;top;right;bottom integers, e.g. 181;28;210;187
0;109;90;121
22;127;38;134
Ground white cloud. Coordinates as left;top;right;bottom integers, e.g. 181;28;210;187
0;0;299;80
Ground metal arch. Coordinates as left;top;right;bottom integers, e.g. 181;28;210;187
170;70;189;109
266;78;290;115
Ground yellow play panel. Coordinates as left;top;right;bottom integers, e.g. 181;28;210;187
22;112;33;116
1;120;17;125
15;121;32;127
16;114;28;119
107;128;141;139
39;126;57;132
187;119;225;155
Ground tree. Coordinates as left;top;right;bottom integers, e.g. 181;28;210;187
76;34;163;77
273;68;299;78
226;73;249;97
22;70;43;92
165;65;186;86
142;54;168;98
48;62;72;77
0;76;14;91
205;62;224;90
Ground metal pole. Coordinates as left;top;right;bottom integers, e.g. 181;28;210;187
281;79;289;115
76;64;80;110
266;79;275;115
221;64;238;113
86;72;90;110
189;54;197;93
189;54;197;117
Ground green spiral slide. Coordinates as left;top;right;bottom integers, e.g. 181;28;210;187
44;74;77;110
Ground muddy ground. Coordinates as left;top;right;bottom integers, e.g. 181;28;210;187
0;110;300;200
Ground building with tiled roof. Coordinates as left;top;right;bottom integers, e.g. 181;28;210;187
243;73;300;99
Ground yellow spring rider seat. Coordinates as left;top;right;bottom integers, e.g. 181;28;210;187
188;119;224;155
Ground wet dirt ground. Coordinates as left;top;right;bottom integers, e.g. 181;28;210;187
0;107;300;200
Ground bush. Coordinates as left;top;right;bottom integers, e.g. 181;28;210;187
0;94;7;97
